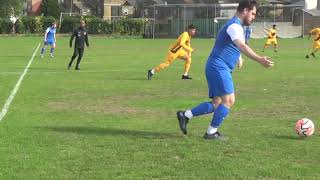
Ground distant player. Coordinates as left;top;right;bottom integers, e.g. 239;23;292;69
244;26;252;45
68;20;89;70
40;22;57;58
147;25;196;80
262;24;278;52
176;0;274;140
305;27;320;59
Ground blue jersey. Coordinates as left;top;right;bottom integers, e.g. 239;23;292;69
245;26;252;38
245;26;252;41
207;17;243;71
45;27;56;42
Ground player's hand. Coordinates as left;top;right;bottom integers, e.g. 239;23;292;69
237;57;244;69
259;56;274;68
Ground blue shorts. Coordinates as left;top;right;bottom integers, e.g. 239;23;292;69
205;63;234;98
45;40;55;46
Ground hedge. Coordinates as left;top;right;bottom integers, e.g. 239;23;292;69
0;16;149;36
0;18;12;34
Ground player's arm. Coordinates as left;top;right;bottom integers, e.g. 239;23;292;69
186;40;193;56
308;29;314;40
234;40;273;68
263;29;272;38
180;34;193;53
70;30;76;47
237;55;244;69
268;30;273;38
227;24;273;68
44;28;49;42
316;32;320;41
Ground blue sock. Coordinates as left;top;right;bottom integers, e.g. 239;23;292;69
191;102;214;117
210;104;229;128
41;48;45;55
50;48;54;54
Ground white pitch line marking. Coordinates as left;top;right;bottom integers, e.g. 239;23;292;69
0;43;40;122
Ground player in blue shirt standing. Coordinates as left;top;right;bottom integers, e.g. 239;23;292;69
244;26;252;45
40;22;57;58
176;0;274;140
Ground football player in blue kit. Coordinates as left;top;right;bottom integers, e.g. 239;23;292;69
40;22;57;58
176;0;274;140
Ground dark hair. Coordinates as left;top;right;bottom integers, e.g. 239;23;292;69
237;0;257;12
188;24;196;30
273;24;276;28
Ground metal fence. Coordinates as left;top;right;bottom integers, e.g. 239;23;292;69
144;4;304;38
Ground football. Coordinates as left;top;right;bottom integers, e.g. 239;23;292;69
295;118;315;137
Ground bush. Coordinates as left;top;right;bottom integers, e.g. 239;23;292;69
15;19;26;34
43;16;56;29
60;16;80;33
0;16;147;36
101;21;113;35
0;18;12;33
86;17;104;34
21;16;43;33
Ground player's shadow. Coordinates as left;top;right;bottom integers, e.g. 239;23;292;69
109;76;149;81
272;134;305;140
40;126;178;139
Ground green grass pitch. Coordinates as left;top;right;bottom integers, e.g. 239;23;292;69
0;37;319;179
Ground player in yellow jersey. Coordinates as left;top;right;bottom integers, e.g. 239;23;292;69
306;27;320;59
262;24;278;52
147;24;196;80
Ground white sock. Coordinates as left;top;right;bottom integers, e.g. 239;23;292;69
183;73;188;76
151;69;155;74
207;126;217;135
184;110;193;119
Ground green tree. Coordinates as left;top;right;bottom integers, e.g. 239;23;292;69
41;0;61;19
0;0;23;17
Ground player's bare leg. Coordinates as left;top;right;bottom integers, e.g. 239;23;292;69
311;49;318;58
262;44;268;52
274;44;278;52
213;97;222;110
180;54;192;79
306;49;318;59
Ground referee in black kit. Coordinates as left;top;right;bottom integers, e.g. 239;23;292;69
68;20;89;70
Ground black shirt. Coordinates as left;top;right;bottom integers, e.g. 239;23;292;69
70;27;89;48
